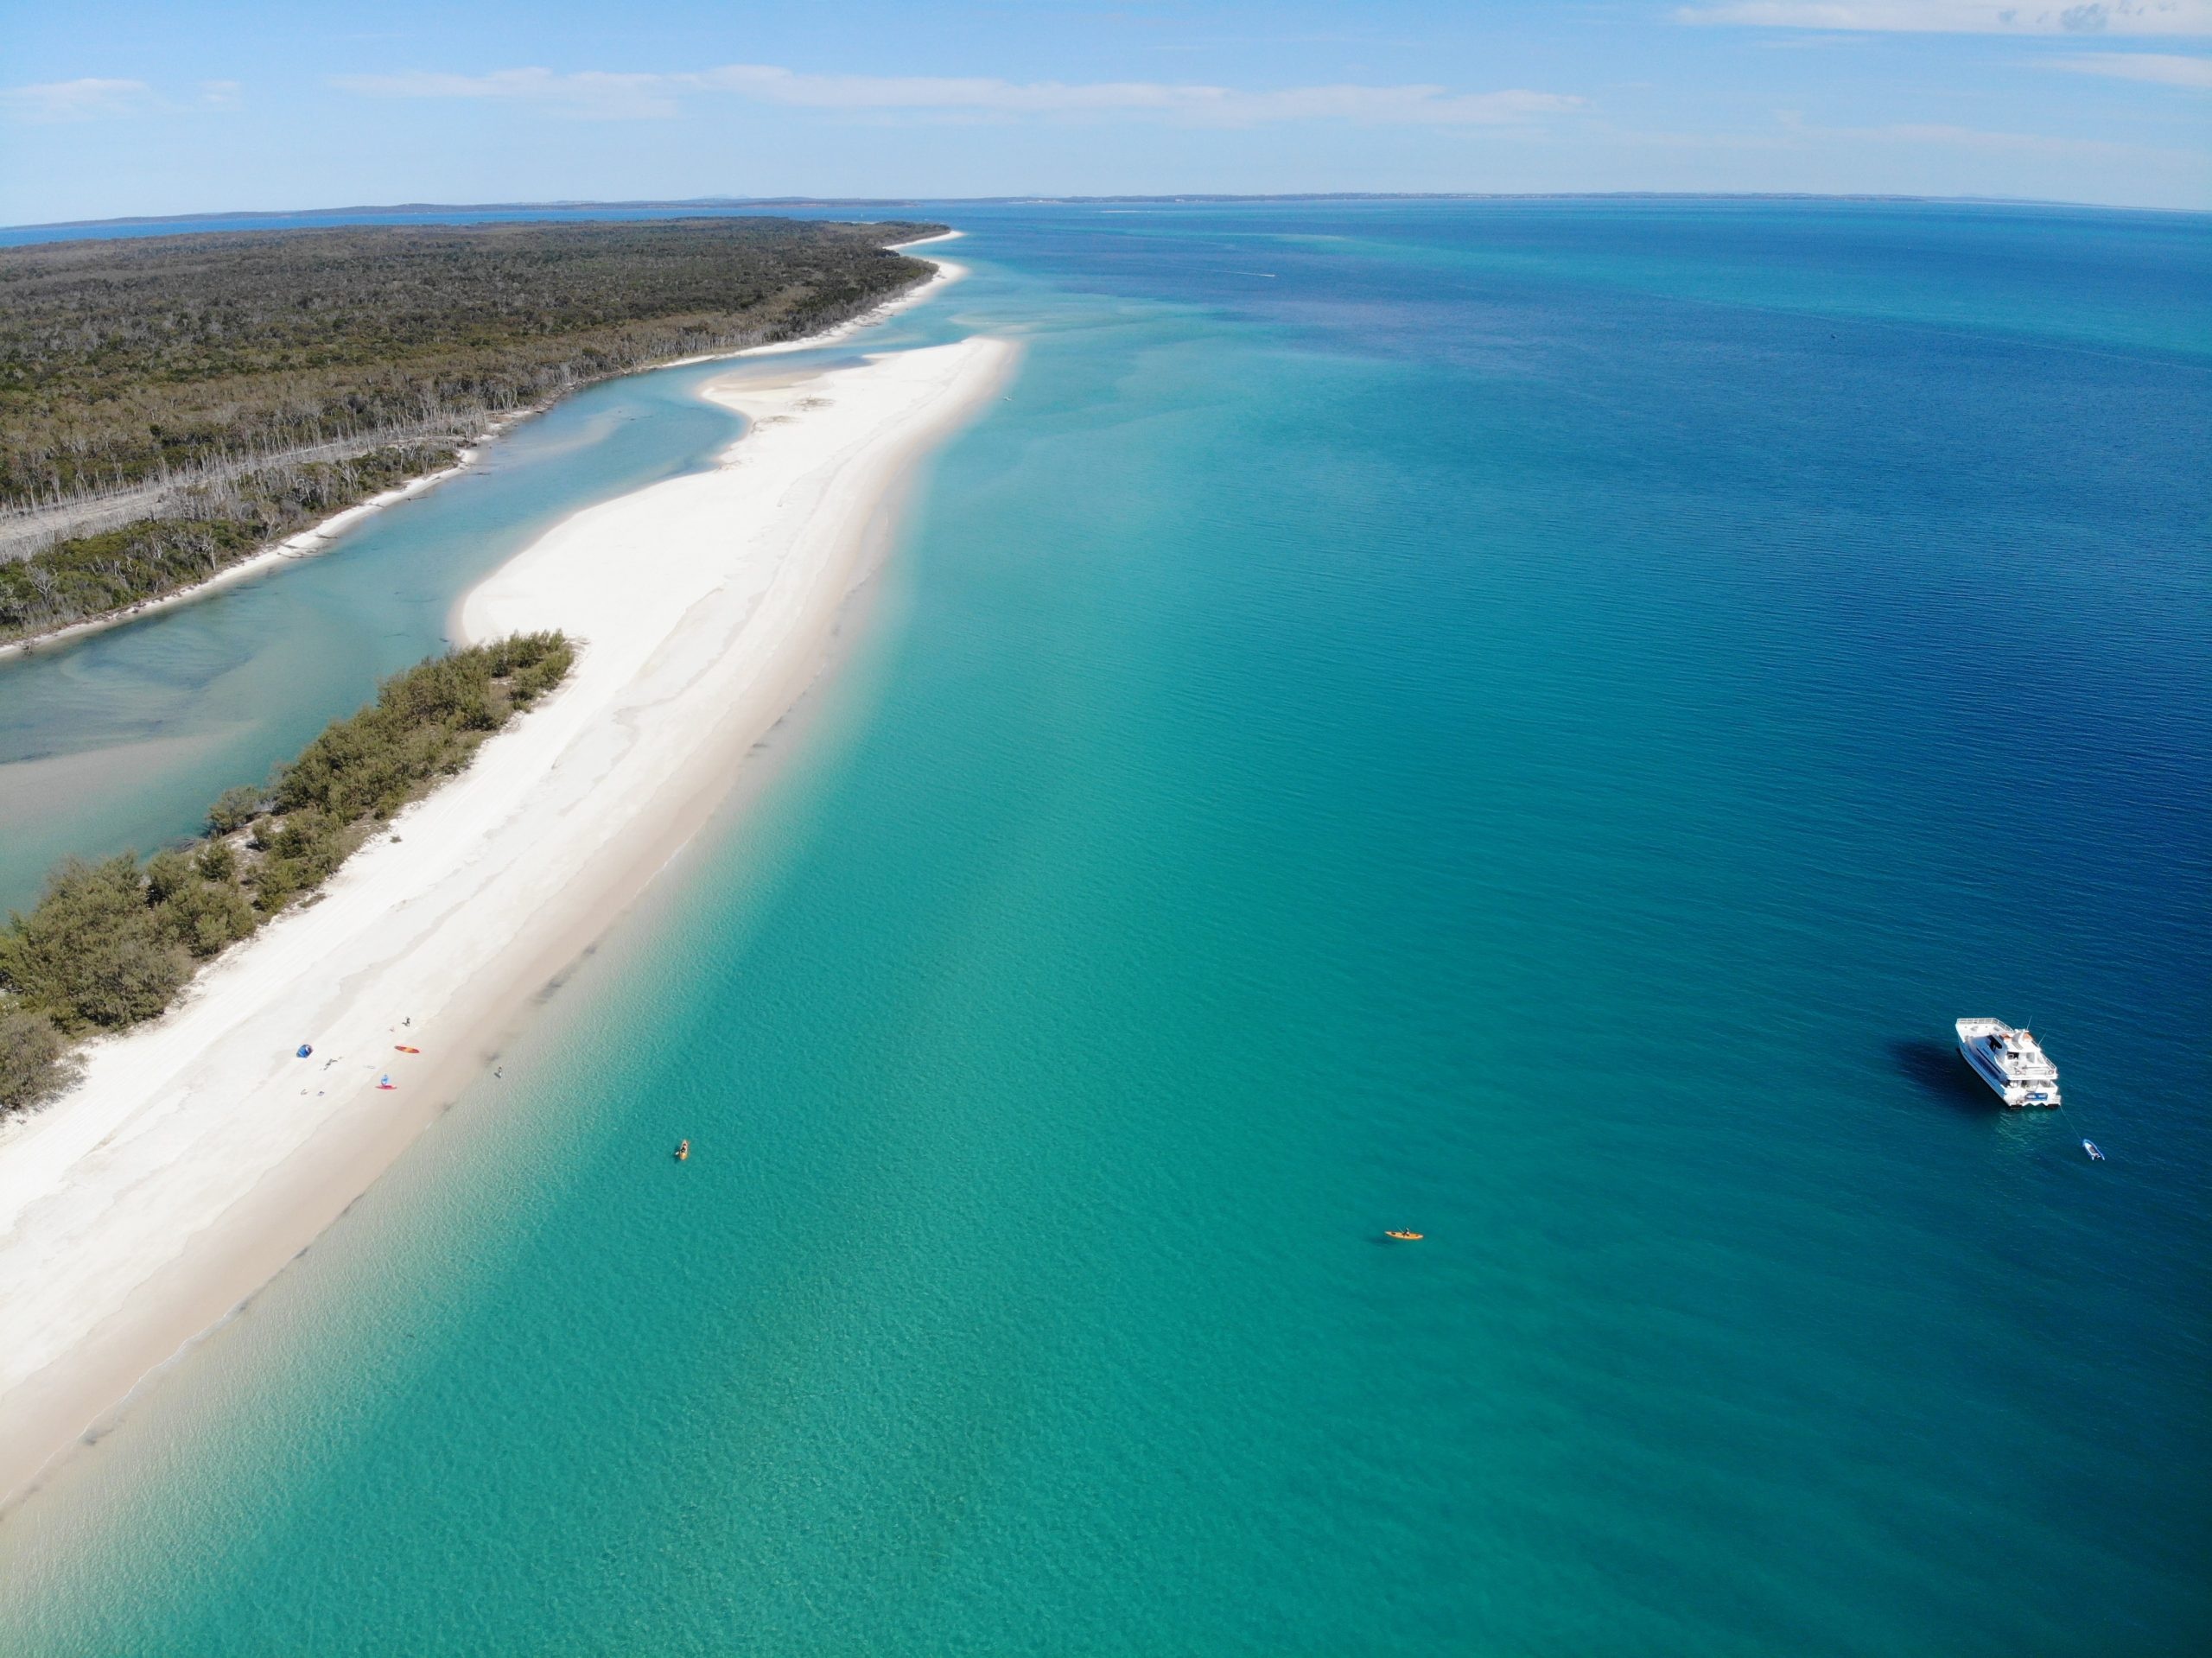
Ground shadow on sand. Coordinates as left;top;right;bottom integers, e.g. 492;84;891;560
1890;1038;2002;1116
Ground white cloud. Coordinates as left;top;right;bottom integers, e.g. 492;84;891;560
1588;106;2202;185
1675;2;2212;32
332;68;680;120
199;79;245;109
1865;118;2152;152
0;78;154;124
688;65;1580;124
2045;48;2212;78
333;63;1586;127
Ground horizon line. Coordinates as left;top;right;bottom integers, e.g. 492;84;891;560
10;188;2204;237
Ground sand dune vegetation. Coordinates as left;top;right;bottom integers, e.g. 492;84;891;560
0;632;573;1112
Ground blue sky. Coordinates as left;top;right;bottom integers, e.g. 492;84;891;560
3;2;2206;224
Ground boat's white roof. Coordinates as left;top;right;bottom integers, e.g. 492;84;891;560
1957;1017;2058;1079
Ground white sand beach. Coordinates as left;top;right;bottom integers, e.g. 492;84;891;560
0;327;1016;1510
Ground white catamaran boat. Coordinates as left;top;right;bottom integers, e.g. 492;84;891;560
1955;1018;2062;1109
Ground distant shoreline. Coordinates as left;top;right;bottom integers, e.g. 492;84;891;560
0;269;1009;1514
0;235;962;664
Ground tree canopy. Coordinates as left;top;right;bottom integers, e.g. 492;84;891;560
0;218;942;643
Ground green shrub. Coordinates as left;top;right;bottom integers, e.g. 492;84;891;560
207;785;265;835
156;878;260;959
194;840;236;883
275;633;574;821
0;1001;76;1115
0;854;189;1032
254;810;354;902
250;860;302;915
143;848;194;905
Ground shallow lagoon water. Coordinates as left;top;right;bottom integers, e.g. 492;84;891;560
0;357;760;912
0;201;2206;1654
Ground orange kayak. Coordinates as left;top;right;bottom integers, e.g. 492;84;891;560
1384;1229;1424;1242
394;1045;421;1054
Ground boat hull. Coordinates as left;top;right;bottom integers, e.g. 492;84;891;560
1957;1035;2061;1109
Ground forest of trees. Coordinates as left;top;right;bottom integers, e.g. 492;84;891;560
0;217;942;643
0;632;574;1114
3;441;458;642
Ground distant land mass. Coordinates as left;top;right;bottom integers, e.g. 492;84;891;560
0;217;943;646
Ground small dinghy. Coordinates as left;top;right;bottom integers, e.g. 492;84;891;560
675;1139;690;1163
2082;1140;2104;1162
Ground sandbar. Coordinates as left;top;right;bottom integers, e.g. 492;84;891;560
0;326;1016;1512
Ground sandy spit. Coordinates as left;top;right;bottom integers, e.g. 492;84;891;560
0;328;1017;1514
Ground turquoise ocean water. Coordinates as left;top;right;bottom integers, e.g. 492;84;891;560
0;201;2206;1655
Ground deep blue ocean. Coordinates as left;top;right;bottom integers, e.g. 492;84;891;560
0;200;2206;1655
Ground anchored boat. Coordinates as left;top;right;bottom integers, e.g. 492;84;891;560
1955;1018;2061;1109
